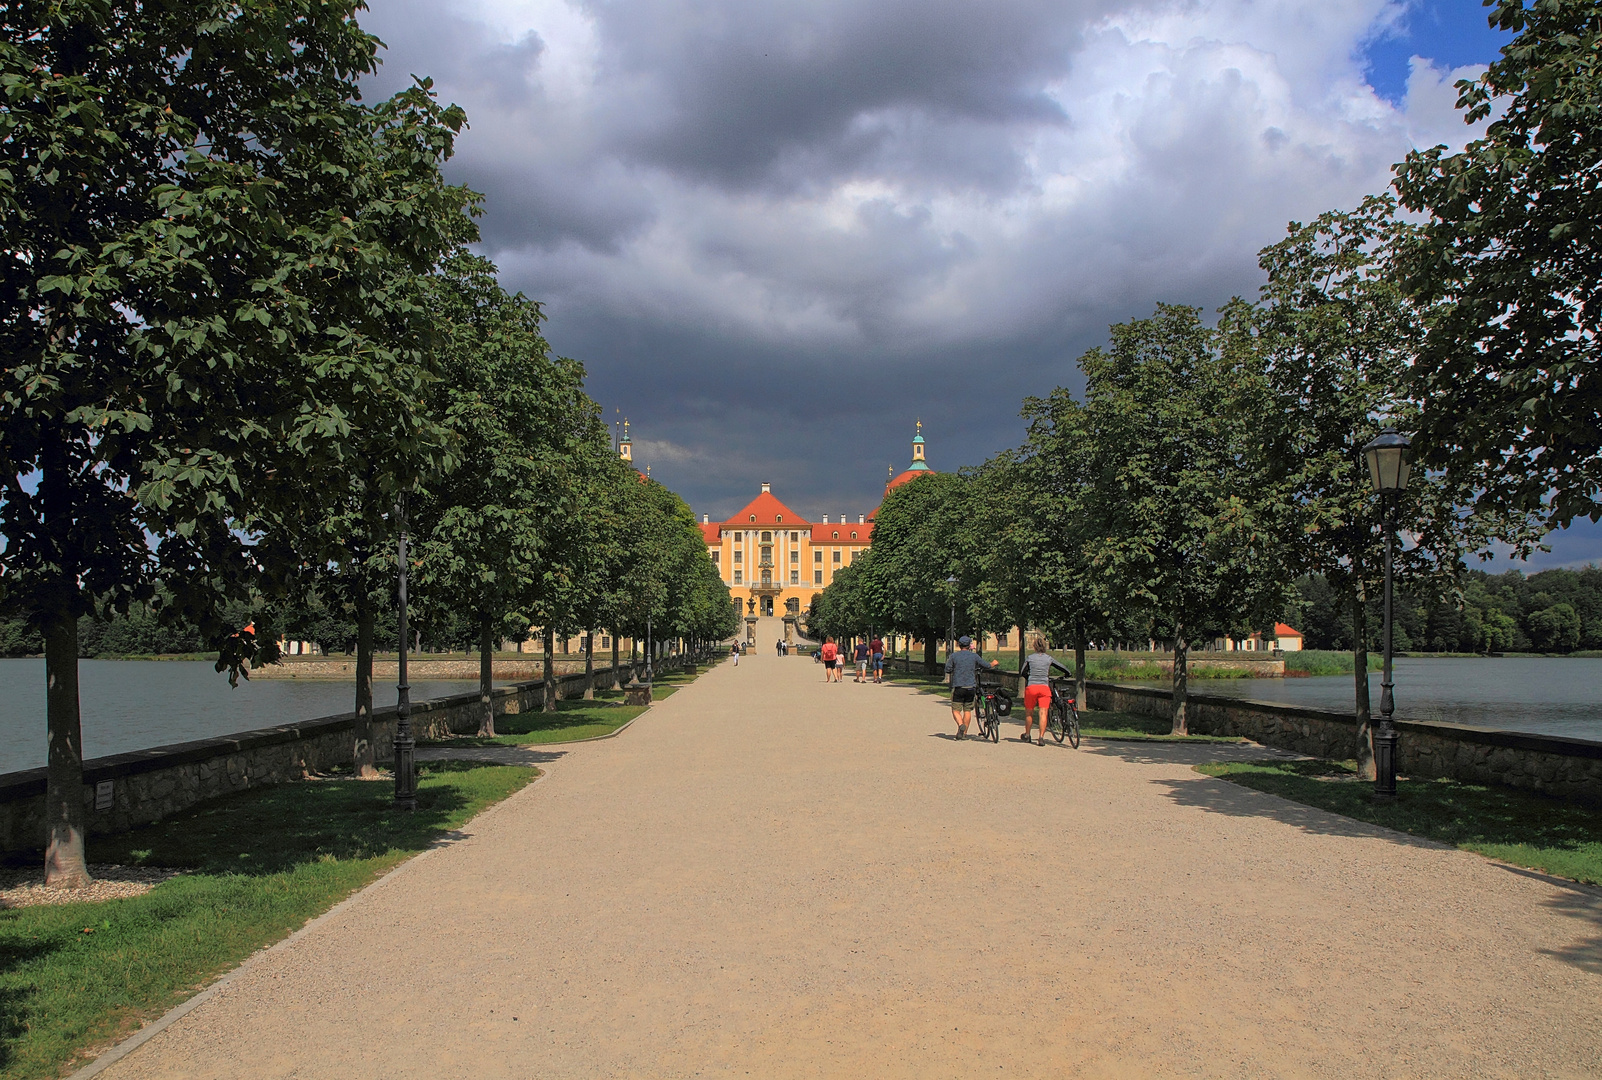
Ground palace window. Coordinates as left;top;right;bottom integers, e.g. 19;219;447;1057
761;531;771;542
601;636;611;649
734;570;742;584
776;515;783;524
814;570;823;584
850;531;857;539
790;570;799;584
711;551;719;563
750;514;756;522
833;549;841;563
734;550;742;563
814;550;822;564
790;532;799;542
832;530;839;539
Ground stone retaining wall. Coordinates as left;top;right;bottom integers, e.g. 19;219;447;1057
1087;681;1602;805
0;657;689;852
249;658;593;681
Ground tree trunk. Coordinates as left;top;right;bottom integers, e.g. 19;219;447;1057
44;608;92;888
1171;622;1189;735
584;630;596;699
629;639;639;686
1017;621;1027;673
543;627;557;713
352;595;378;778
611;631;620;690
478;615;496;737
1353;583;1375;780
923;631;938;675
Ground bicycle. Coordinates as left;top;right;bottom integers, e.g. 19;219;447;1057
1046;677;1081;749
973;675;1003;743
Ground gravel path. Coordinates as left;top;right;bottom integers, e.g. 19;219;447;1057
98;651;1602;1078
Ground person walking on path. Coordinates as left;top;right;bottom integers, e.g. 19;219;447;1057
870;635;885;683
945;635;999;738
853;639;870;682
1020;637;1072;745
731;641;741;667
820;637;840;682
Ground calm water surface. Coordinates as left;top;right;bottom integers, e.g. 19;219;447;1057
0;659;501;776
1139;656;1602;742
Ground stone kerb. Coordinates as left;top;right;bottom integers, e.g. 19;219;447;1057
0;660;657;852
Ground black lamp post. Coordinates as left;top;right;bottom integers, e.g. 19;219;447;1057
392;493;417;811
1362;427;1412;802
644;614;653;684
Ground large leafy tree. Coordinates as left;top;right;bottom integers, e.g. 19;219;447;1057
1393;0;1602;526
1079;303;1291;734
858;472;970;672
0;1;467;885
1257;196;1543;775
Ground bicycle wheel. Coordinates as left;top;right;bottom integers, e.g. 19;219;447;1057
1067;703;1081;749
1047;701;1066;744
986;696;1000;742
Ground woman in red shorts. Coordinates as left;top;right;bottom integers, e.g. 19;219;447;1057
1020;637;1071;745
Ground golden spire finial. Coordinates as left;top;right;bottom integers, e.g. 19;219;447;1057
622;417;630;441
916;418;922;434
888;463;893;480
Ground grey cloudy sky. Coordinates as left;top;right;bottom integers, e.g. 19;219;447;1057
357;0;1598;567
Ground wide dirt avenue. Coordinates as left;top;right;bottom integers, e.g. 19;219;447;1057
100;644;1601;1078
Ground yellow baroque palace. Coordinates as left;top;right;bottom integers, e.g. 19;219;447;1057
622;423;936;620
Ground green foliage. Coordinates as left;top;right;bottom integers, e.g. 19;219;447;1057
1393;0;1602;527
1199;758;1602;886
0;762;534;1080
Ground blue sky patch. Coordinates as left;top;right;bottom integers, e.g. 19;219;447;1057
1362;0;1514;102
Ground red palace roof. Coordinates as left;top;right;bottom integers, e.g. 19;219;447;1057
811;522;872;543
1274;623;1303;638
723;489;809;527
699;521;722;543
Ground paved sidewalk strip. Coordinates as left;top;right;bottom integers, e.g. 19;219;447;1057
99;650;1601;1078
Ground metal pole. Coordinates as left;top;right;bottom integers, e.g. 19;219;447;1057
1374;495;1398;802
645;615;653;684
393;494;416;811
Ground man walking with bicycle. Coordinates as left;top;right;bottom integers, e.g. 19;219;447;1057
945;635;999;739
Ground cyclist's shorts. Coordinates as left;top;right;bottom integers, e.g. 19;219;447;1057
1024;684;1052;710
951;686;976;704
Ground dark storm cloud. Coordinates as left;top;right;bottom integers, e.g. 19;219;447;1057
356;0;1497;526
589;0;1097;190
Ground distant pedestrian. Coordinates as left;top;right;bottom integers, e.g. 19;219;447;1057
853;639;870;682
820;637;840;681
870;635;885;683
731;641;740;667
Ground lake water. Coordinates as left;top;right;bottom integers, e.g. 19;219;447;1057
0;659;500;776
1140;656;1602;743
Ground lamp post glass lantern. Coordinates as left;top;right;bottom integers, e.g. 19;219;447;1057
1361;427;1411;802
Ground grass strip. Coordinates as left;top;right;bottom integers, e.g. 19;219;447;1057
0;761;535;1080
1197;758;1602;886
417;665;704;748
1078;710;1245;744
